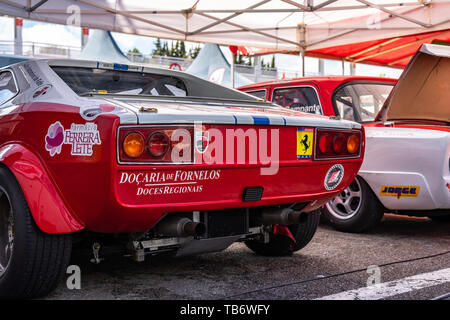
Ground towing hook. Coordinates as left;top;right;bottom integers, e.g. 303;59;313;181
90;242;103;264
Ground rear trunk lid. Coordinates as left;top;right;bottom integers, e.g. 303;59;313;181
102;96;361;130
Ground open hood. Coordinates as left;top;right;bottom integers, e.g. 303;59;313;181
376;44;450;124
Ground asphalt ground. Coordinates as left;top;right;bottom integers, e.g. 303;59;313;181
46;214;450;300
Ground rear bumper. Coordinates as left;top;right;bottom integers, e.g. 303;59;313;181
84;160;362;233
360;170;450;210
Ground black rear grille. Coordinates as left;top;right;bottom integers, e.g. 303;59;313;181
242;187;264;202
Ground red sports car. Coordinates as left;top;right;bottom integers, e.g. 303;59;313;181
0;59;364;298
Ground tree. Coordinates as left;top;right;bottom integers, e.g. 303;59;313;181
153;39;194;58
188;44;202;59
128;47;141;54
153;38;163;55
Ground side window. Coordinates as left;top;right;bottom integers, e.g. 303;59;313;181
246;90;266;100
272;86;322;114
0;71;18;105
333;83;394;122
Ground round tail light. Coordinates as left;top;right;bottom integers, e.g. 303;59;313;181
332;134;345;154
319;134;331;154
123;132;145;158
148;132;170;158
347;134;360;154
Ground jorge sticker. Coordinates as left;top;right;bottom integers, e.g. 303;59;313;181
324;164;344;191
45;121;101;157
297;128;313;159
380;186;420;199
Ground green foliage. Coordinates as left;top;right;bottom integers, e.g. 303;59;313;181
188;44;202;59
153;38;200;59
233;54;253;66
128;47;141;54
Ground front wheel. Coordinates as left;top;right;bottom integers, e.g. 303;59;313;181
245;209;321;256
322;176;384;233
0;166;72;299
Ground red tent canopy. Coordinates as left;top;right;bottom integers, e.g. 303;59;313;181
230;29;450;69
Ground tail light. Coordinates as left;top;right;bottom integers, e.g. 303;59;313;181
118;126;193;164
315;129;361;159
123;132;145;158
147;132;170;158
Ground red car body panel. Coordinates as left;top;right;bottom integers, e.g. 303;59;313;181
0;143;85;233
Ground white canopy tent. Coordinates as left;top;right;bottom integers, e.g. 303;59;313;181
1;0;450;52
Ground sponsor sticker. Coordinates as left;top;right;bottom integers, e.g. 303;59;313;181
45;121;101;157
297;128;313;159
118;169;221;196
324;164;344;190
380;186;420;199
33;84;52;98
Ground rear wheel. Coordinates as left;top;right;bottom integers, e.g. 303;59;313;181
0;166;72;299
245;209;321;256
322;176;384;233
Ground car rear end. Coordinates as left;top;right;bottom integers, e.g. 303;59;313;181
105;106;364;257
46;60;365;256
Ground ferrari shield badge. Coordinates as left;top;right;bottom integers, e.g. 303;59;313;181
194;129;209;154
297;128;314;159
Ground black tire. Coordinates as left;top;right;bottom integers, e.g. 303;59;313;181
0;166;72;299
245;209;321;256
428;215;450;222
321;176;384;233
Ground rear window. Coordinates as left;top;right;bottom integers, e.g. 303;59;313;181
245;90;266;100
333;83;394;122
272;86;322;114
0;71;18;105
51;66;187;96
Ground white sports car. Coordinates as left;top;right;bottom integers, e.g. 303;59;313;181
323;44;450;232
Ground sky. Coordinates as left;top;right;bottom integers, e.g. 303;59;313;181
0;16;402;78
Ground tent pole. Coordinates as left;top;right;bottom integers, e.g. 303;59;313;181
297;23;307;77
318;58;324;76
342;59;345;75
14;18;23;56
300;47;305;77
231;52;235;88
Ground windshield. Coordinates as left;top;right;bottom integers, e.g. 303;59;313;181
51;66;188;96
332;83;394;122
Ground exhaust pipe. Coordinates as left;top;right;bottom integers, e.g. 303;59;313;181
156;217;206;237
261;207;303;225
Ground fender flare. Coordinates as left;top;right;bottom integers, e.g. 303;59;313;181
0;143;85;233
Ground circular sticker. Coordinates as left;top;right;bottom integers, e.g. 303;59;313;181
324;164;344;191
